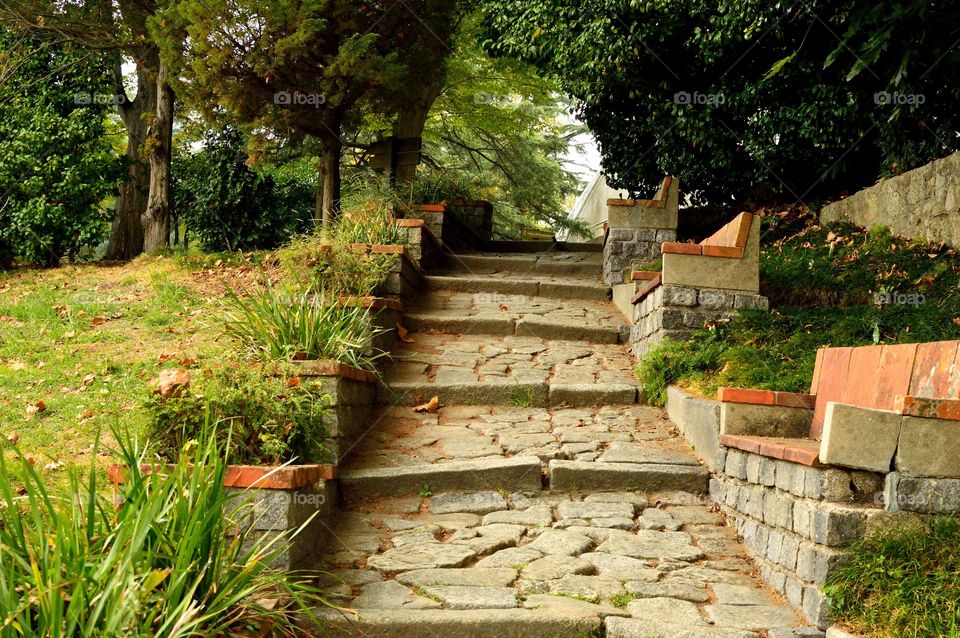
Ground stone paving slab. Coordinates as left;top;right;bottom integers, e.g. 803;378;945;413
404;290;623;342
318;490;810;634
348;404;684;471
424;273;610;300
443;251;604;279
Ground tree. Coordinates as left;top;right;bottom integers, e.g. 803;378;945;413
157;0;450;225
0;28;124;266
481;0;960;205
411;14;586;238
0;0;179;256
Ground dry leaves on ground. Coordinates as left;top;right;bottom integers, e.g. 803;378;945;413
413;396;440;413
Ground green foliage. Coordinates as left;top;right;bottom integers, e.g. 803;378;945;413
224;282;383;369
145;365;333;464
337;174;407;245
825;518;960;637
482;1;960;204
0;425;319;636
173;127;314;251
0;29;124;266
415;13;586;239
636;220;960;403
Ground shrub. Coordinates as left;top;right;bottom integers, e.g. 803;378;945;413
825;518;960;637
173;128;314;252
0;31;124;266
0;426;319;636
224;283;383;369
145;365;332;464
337;173;407;246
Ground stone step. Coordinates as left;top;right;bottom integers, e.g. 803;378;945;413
443;252;602;278
403;290;623;343
476;240;602;253
339;457;544;499
378;380;638;407
308;608;602;637
424;274;609;301
549;460;710;493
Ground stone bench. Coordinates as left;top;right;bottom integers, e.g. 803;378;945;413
602;176;678;286
614;211;768;356
719;340;960;478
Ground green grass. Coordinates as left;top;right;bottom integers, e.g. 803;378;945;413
511;384;534;408
825;517;960;637
637;221;960;403
0;256;229;487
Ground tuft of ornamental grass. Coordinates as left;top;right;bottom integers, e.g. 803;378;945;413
223;283;384;370
0;426;322;637
824;517;960;638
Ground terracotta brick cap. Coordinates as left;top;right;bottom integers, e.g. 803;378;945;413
396;218;425;228
417;204;446;213
630;270;661;281
370;244;406;255
774;391;817;409
701;245;744;259
717;387;776;405
895;395;960;421
631;274;662;304
109;463;337;489
290;359;377;383
661;242;702;256
719;434;822;466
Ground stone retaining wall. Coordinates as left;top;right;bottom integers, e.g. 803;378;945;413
666;386;892;630
820;151;960;248
627;285;768;357
603;227;676;286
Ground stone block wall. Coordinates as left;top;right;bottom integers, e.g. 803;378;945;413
398;220;442;271
603;227;676;286
820;150;960;248
445;199;494;241
628;285;769;356
709;449;888;629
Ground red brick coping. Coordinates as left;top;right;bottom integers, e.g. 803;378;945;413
109;463;337;490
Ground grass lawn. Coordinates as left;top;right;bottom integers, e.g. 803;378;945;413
0;252;260;487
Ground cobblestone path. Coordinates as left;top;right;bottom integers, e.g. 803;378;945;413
312;245;819;638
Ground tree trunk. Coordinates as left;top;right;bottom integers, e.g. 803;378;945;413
107;61;153;259
142;62;175;252
392;83;443;184
316;113;343;228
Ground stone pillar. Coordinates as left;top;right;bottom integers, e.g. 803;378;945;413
602;177;679;286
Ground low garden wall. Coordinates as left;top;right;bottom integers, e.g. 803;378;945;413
820;150;960;248
667;384;960;630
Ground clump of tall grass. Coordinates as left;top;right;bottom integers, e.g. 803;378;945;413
0;427;320;637
224;283;384;369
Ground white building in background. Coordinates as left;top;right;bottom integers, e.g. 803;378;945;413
559;172;628;242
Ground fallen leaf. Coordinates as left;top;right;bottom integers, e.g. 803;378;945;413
43;461;63;472
25;401;46;419
396;323;415;344
9;360;25;371
64;330;76;339
499;304;509;312
91;317;106;326
6;432;19;445
82;373;96;387
155;369;191;398
0;315;12;322
157;352;176;365
79;408;94;420
413;396;440;413
179;358;198;367
286;377;301;388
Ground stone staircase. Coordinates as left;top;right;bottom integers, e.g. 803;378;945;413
310;242;818;638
